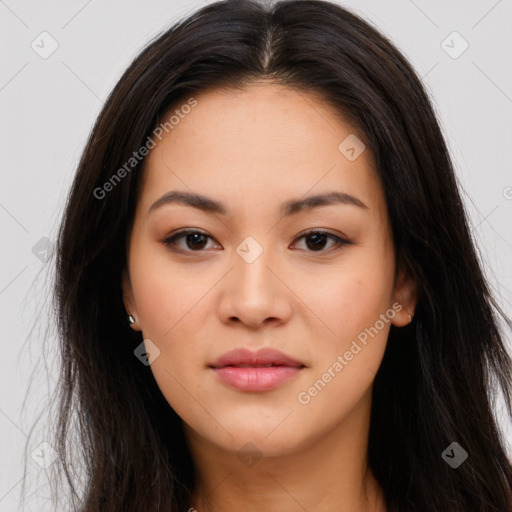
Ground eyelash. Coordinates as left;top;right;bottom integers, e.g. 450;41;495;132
162;229;351;254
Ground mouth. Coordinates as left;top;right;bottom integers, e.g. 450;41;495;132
211;363;305;368
209;347;306;369
208;347;306;392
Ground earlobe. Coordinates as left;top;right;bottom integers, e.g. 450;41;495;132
122;269;141;331
390;307;414;328
391;268;418;328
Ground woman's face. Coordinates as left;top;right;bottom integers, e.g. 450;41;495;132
123;81;416;458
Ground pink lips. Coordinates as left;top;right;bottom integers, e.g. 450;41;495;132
209;347;305;392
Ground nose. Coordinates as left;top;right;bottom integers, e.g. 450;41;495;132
217;244;293;330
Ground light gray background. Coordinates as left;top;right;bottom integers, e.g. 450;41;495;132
1;0;511;509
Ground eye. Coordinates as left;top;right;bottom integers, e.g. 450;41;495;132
291;229;350;253
162;229;218;252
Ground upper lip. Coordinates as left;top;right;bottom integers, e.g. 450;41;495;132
209;347;306;368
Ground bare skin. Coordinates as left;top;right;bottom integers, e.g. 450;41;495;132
122;80;417;512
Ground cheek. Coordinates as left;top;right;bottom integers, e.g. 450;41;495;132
129;246;215;339
129;251;210;419
292;270;392;427
299;255;393;346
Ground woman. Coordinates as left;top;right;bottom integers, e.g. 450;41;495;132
45;0;512;510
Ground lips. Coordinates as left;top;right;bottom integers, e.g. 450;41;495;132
208;347;305;369
209;347;306;392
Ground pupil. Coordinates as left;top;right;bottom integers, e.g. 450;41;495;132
306;233;327;251
187;233;207;250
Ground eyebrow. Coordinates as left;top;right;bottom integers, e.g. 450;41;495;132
148;190;369;217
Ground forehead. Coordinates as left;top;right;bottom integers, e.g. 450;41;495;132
138;81;385;220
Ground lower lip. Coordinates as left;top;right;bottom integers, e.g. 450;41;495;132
211;366;303;391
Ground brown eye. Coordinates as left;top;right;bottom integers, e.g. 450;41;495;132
292;230;350;253
304;232;331;251
182;232;209;250
162;230;216;252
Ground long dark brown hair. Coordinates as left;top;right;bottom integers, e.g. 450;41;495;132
26;0;512;510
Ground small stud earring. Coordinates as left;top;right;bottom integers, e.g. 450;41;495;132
127;314;135;325
408;313;413;323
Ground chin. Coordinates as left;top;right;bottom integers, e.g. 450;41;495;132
203;420;313;459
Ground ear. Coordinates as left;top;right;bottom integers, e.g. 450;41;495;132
122;268;141;331
390;268;418;327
